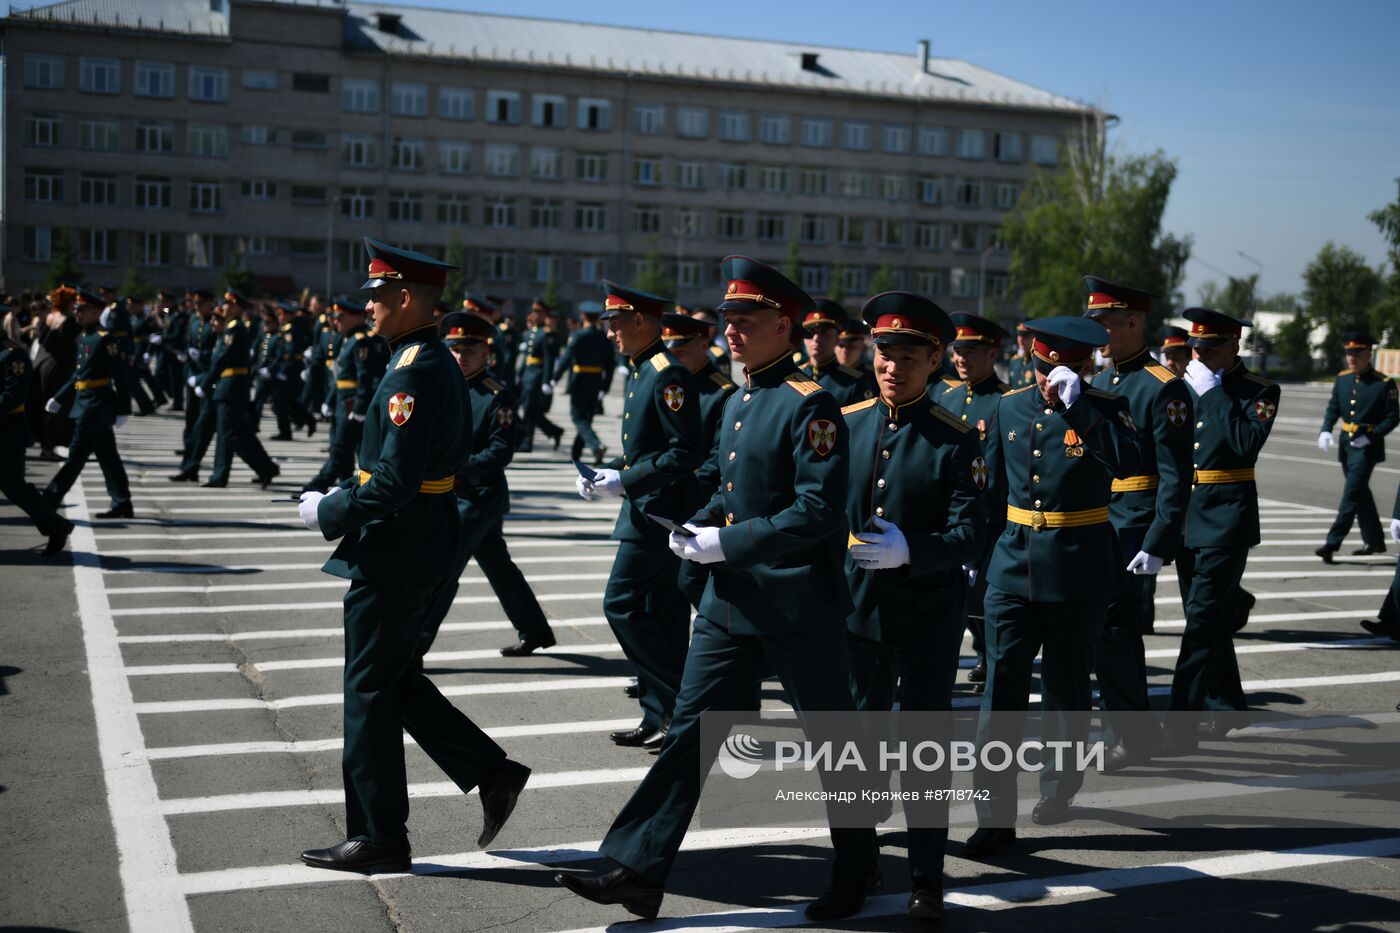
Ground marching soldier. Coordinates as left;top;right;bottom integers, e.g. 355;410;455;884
1082;277;1194;770
1360;479;1400;643
41;287;135;519
1005;321;1036;388
576;281;703;750
1315;331;1398;562
303;300;388;492
936;313;1012;692
517;299;564;452
100;293;156;417
194;290;279;489
968;316;1141;856
834;316;872;375
1158;325;1191;377
1165;308;1281;750
551;301;614;465
799;299;878;407
298;299;335;432
1;311;73;553
153;290;187;410
268;301;314;441
171;289;218;469
841;293;985;921
251;303;280;428
130;300;169;409
419;311;557;658
558;256;880;921
297;237;530;874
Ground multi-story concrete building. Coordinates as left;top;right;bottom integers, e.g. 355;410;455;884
2;0;1100;314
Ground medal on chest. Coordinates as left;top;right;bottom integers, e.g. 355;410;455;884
1064;429;1084;458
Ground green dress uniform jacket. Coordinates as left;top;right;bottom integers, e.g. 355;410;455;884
552;324;615;453
200;318;254;402
1322;366;1400;461
801;356;877;409
43;325;133;509
676;361;738;606
1006;352;1036;389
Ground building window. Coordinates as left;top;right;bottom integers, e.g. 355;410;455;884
993;131;1023;162
953;223;980;252
799;169;829;197
799;215;829;245
80;173;118;207
532;93;566;128
576;203;609;233
842;122;873;151
484;143;521;177
23;226;54;262
633;103;665;135
485;90;521;124
292;72;330;93
1031;134;1059;166
956;129;986;160
914;222;945;251
759;114;791;145
135;61;173;98
756;213;787;242
632;156;663;187
136;121;173;154
578;98;611;131
483;251;517;281
23;55;64;89
839;171;870;198
290;130;328;149
532;254;559;284
882;124;912;154
243;235;276;256
134;177;173;210
289;239;326;258
577;256;606;284
439;141;472;175
24;170;64;203
994;181;1020;210
188;125;229;158
241;125;276;146
718;111;750;142
915;269;945;295
917;176;945;206
841;265;866;295
79;120;119;152
758;166;788;194
80;229;117;264
880;174;909;200
717;162;747;191
954;178;984;208
335;239;365;273
529;199;561;230
484;198;518;228
802;118;833;148
439;87;474;121
438;193;471;225
388;190;424;222
717;211;746;240
340;187;375;220
139;232;171;267
341;78;379;113
838;216;866;246
576;152;609;183
674;209;704;238
24;114;61;148
676;107;707;139
189;66;229;102
240;179;276;200
390;138;426;171
878;218;906;248
290;184;327;203
917;126;948;157
675;160;705;190
677;261;703;289
242;69;278;91
987;271;1010;299
390;82;428;116
189;179;223;213
341;134;377;168
530;147;562;180
79;57;119;94
950;267;978;298
632;204;662;234
186;233;225;269
800;265;828;294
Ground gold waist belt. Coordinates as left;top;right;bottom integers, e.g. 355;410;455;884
358;470;455;494
220;367;249;378
1007;504;1109;531
335;379;357;389
324;359;334;368
526;355;544;364
75;378;111;390
1111;475;1160;493
6;404;25;414
1342;422;1371;433
1193;468;1255;485
572;365;603;373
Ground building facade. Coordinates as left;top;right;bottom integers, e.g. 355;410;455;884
2;0;1098;314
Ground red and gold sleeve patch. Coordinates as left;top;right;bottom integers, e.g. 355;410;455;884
1256;398;1276;421
1165;399;1188;427
807;418;837;457
971;455;988;490
663;384;685;412
388;391;415;426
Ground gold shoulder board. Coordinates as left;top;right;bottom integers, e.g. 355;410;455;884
482;376;504;394
649;353;669;373
710;372;735;390
784;374;823;396
930;405;972;433
394;344;421;369
841;397;878;415
1146;364;1175;383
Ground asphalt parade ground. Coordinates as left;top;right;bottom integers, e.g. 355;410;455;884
3;380;1400;932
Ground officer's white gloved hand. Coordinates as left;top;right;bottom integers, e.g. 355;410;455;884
44;397;61;415
113;415;128;429
193;385;205;398
674;523;726;564
963;564;978;587
598;389;607;402
575;475;595;500
188;347;200;361
300;370;309;382
258;367;270;378
1046;365;1082;408
850;515;912;570
1351;434;1372;449
303;347;314;360
1318;431;1334;452
100;308;114;329
1391;518;1400;545
321;403;331;418
588;468;623;498
276;373;287;382
1184;359;1222;397
177;352;189;363
150;334;163;345
186;375;198;388
542;382;554;396
348;412;365;423
298;485;340;531
1126;550;1165;575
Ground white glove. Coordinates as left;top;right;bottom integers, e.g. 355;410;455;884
188;347;200;361
1390;518;1400;545
542;382;554;396
114;415;129;429
99;308;114;329
1045;365;1082;408
672;524;726;564
300;370;309;382
44;397;61;415
186;375;198;387
1184;359;1222;397
963;564;978;587
276;373;287;382
588;468;623;498
303;347;314;360
258;367;270;378
1318;431;1333;452
598;390;607;402
177;352;189;363
194;385;206;398
1351;434;1372;449
849;515;911;570
575;475;594;500
1126;550;1164;575
321;403;332;418
348;412;365;423
150;334;163;345
298;485;341;531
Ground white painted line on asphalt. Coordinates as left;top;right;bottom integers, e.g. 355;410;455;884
106;572;612;596
111;590;607;616
125;642;627;676
1258;497;1342;514
117;616;610;644
64;485;194;931
104;553;619;574
1143;636;1392;659
1146;610;1385;630
99;538;618;556
1258;451;1400;476
1154;587;1388;602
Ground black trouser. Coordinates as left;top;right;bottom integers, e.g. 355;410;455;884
569;392;602;452
180;388;216;473
1169;546;1248;720
0;429;70;537
43;406;130;510
308;400;361;489
1326;444;1384;550
209;397;276;484
1096;524;1157;748
603;540;691;732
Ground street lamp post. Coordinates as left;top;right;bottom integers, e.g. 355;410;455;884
978;241;1000;317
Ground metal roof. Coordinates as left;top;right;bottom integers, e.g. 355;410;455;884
6;0;1094;113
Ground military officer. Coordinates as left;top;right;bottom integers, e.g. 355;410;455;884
841;293;986;921
101;294;156;417
1005;321;1036;388
298;299;335;432
250;303;280;428
195;290;279;488
576;281;704;750
517;299;564;452
169;291;221;478
268;301;314;440
152;290;187;410
936;313;1012;692
475;297;518;391
1083;277;1194;770
835;316;872;375
799;299;878;407
41;288;135;519
1316;331;1398;562
551;301;614;464
303;301;388;493
1158;325;1191;377
1;313;73;553
1360;480;1400;643
130;298;169;410
1165;308;1281;750
558;256;879;922
297;238;531;874
690;306;732;375
967;316;1142;856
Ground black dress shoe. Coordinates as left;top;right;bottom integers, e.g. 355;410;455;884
971;681;985;696
256;467;280;489
610;722;654;747
906;876;945;922
964;826;1016;858
43;521;74;557
173;448;187;456
1360;618;1400;643
555;867;663;919
95;502;134;519
593;445;608;467
1233;589;1257;633
804;866;881;921
569;436;585;461
500;634;557;657
623;676;639;698
1031;795;1072;825
968;658;987;684
642;716;671;752
1103;742;1142;773
1315;545;1336;564
168;471;198;483
552;432;562;451
1355;543;1387;556
300;838;411;874
478;758;531;847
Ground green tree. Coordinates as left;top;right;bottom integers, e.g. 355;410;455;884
1272;309;1314;375
827;263;847;304
44;227;83;289
632;239;674;297
541;265;562;309
1196;280;1223;308
1302;241;1383;370
868;263;896;295
1219;274;1259;319
1367;179;1400;344
782;240;801;284
217;246;258;297
1001;137;1191;321
118;245;156;302
442;233;468;307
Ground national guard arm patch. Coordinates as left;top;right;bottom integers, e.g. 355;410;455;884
387;392;415;426
663;384;685;411
971;455;988;490
495;405;514;428
1256;398;1276;421
1165;398;1188;427
807;418;837;457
